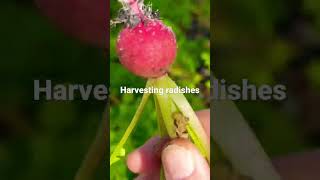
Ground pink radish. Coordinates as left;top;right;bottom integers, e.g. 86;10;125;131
117;20;177;78
115;0;177;78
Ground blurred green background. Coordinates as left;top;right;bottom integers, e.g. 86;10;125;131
110;0;210;179
214;0;320;178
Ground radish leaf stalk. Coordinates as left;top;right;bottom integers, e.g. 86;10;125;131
155;74;210;162
212;76;281;179
110;80;152;165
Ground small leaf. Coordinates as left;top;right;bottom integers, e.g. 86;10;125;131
110;148;126;165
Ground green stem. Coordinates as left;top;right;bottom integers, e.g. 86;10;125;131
154;94;167;180
154;94;167;136
110;80;152;165
213;99;281;179
155;92;176;138
75;108;108;180
212;76;280;179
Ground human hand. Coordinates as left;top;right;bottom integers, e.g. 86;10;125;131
126;110;210;180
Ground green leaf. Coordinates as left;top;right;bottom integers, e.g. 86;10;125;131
110;148;126;165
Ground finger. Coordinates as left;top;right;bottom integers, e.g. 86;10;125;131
195;109;210;137
127;110;210;174
273;150;320;180
162;139;210;180
127;136;168;174
134;172;160;180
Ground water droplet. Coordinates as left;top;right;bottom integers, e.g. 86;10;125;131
139;30;143;33
152;31;156;36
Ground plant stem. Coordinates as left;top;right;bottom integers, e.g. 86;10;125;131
154;94;168;136
212;76;281;179
154;94;167;180
75;107;108;180
110;80;152;165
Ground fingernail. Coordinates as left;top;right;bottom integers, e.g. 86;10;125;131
162;144;194;179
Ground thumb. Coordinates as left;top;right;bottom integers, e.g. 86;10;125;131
161;139;210;180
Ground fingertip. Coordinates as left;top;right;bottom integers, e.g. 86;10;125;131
162;139;210;180
196;109;210;136
134;172;160;180
127;136;163;174
162;143;195;179
127;150;143;173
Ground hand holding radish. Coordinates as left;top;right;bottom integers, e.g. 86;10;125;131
127;110;210;180
110;1;210;179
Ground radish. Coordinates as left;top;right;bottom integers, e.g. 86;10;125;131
117;20;177;78
115;0;177;78
110;1;210;179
